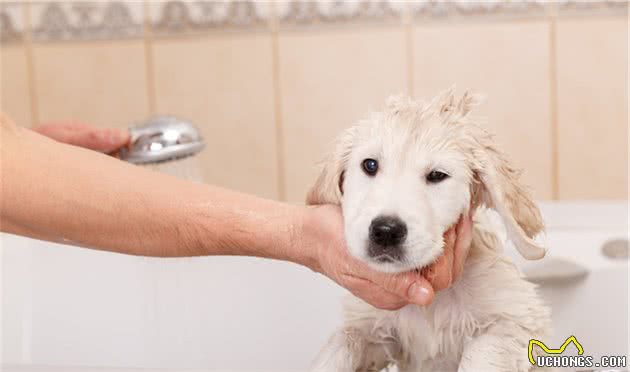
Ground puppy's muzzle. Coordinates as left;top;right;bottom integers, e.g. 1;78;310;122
368;215;407;262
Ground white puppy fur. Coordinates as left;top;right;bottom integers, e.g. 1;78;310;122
307;91;551;372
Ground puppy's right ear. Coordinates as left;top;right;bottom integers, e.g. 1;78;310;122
306;129;354;206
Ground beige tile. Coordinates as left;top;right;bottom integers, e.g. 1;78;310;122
32;41;149;130
152;34;278;199
556;18;628;200
412;21;553;200
1;45;32;127
279;27;408;203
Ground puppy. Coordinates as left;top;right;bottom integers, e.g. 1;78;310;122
307;91;551;372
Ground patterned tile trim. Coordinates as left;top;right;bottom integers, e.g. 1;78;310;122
30;1;144;42
413;1;547;17
148;1;270;36
0;2;25;44
278;1;627;24
0;1;627;43
557;0;628;16
277;0;404;25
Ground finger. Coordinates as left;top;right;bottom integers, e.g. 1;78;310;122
77;128;130;152
425;229;455;291
32;123;77;143
341;273;408;310
33;122;97;138
452;212;474;281
339;247;434;306
406;277;434;306
421;228;453;289
371;269;434;306
33;123;129;152
357;287;408;310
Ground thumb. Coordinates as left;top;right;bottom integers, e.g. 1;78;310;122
377;271;435;306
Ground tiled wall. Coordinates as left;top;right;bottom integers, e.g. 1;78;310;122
1;1;627;202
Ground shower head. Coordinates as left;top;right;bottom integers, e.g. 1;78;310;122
119;116;205;164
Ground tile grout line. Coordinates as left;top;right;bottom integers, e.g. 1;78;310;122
15;5;36;361
143;1;156;116
548;9;560;200
23;1;39;127
270;3;286;202
404;11;415;98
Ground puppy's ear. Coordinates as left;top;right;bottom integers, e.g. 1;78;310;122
439;90;485;118
471;131;546;260
306;129;354;206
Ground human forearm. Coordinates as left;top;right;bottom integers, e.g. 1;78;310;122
1;114;308;264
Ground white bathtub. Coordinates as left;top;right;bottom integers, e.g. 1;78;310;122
1;201;627;371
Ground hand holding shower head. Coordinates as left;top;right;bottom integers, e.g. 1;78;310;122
119;116;205;164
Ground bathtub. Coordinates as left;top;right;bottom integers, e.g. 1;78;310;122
1;201;627;371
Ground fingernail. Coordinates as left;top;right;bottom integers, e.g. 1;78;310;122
407;282;432;306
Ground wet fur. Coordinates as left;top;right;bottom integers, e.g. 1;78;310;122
308;90;551;372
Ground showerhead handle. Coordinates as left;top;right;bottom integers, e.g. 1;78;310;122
118;116;205;164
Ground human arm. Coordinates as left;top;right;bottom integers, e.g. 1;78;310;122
2;114;306;262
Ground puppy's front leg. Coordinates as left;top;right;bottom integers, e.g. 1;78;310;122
312;327;399;372
458;323;539;372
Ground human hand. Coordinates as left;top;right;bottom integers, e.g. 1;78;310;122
300;204;473;310
32;122;129;152
421;212;474;292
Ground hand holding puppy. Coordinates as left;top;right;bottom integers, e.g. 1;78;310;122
303;205;473;310
29;120;474;310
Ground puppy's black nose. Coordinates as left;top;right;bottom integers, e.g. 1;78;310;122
369;216;407;247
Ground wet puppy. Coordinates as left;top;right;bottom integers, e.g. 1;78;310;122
308;91;550;372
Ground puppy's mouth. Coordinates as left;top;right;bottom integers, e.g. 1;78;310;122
367;243;405;264
372;255;396;264
362;239;444;273
366;256;439;274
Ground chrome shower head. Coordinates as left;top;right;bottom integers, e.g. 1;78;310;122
119;116;205;164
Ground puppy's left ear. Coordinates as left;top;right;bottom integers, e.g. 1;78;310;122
472;132;546;260
306;129;354;206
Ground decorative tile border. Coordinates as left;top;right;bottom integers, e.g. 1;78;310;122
275;0;548;24
0;2;25;44
557;0;628;16
148;1;271;36
0;1;627;43
559;0;628;10
415;1;546;16
277;0;403;25
405;1;553;22
29;1;144;42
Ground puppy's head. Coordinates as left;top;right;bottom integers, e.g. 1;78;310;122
307;90;545;273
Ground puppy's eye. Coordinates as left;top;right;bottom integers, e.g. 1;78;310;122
426;170;449;183
362;159;378;176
